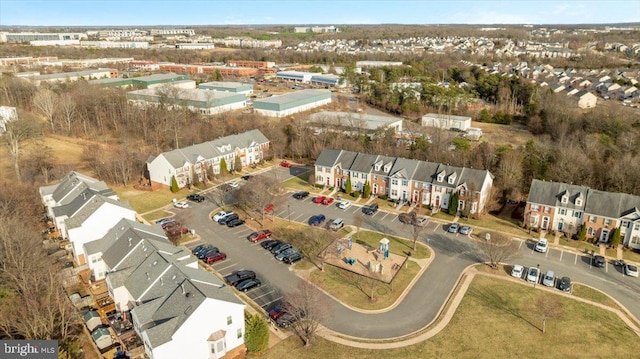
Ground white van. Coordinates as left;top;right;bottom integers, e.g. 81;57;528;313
329;218;344;231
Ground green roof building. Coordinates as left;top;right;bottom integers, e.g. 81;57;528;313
198;81;254;95
254;89;332;118
127;88;247;115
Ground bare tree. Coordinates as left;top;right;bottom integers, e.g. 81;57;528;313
353;214;364;241
58;93;76;133
32;88;58;132
476;231;519;269
206;186;229;210
283;281;330;348
532;294;563;334
2;117;40;182
236;176;281;221
409;217;428;251
22;145;56;184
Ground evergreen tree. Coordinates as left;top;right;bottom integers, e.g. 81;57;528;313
345;176;352;194
244;312;269;353
234;155;242;173
610;226;621;247
220;158;229;176
448;192;459;215
170;175;179;193
577;225;587;241
363;181;371;198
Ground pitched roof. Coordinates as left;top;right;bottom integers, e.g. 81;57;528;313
527;179;589;210
46;171;115;205
315;148;342;167
85;218;169;257
584;190;640;218
64;195;134;230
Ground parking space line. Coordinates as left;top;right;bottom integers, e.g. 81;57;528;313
252;290;276;301
605;262;608;273
379;212;388;221
216;263;238;272
545;249;549;257
574;253;578;265
432;225;438;232
262;297;283;308
559;250;563;261
518;241;524;250
293;214;305;222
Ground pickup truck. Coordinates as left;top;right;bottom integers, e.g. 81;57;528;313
224;270;256;286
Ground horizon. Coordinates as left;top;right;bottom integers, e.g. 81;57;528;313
1;0;638;27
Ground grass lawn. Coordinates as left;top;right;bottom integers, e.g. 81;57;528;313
268;218;339;269
282;171;314;192
142;210;173;223
353;231;430;259
309;260;419;310
558;236;602;255
112;186;190;214
571;284;622;310
261;276;638;359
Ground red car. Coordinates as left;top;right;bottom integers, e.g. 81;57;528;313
247;230;272;243
263;203;275;214
166;227;189;238
321;197;334;205
280;160;292;168
268;302;291;320
204;252;227;264
313;196;326;204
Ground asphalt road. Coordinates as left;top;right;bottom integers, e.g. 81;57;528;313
173;166;640;339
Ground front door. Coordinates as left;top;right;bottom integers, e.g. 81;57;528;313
600;228;610;242
541;216;549;230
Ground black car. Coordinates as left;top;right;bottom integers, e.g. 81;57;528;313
191;244;208;255
270;242;292;255
593;255;606;267
224;270;256;286
261;239;281;250
283;251;303;264
197;247;220;260
558;276;572;292
186;194;205;202
218;213;239;225
293;191;310;200
241;175;253;181
193;245;217;257
362;203;379;215
227;218;246;227
236;278;262;292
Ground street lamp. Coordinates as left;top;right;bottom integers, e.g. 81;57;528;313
288;204;291;222
534;263;540;288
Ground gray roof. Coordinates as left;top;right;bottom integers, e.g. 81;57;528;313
335;150;358;170
584;189;640;218
128;88;240;102
350;153;378;174
371;155;396;176
421;113;471;122
150;129;269;169
309;111;402;131
86;218;169;257
413;161;441;183
388;157;420;179
46;170;115;205
52;191;98;219
527;179;589;210
314;148;342;167
65;195;134;230
255;89;330;105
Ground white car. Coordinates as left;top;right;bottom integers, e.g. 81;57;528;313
174;201;189;209
228;181;239;188
542;270;555;287
511;264;524;278
416;216;429;227
535;238;548;253
526;266;540;284
212;211;233;221
624;264;639;277
337;200;351;209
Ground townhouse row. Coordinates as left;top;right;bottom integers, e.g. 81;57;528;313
39;171;246;359
525;179;640;249
314;148;494;215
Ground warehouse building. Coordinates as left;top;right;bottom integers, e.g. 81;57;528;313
310;74;345;87
30;68;118;86
127;88;247;115
308;111;403;136
198;81;254;96
0;32;87;43
276;71;315;83
175;43;216;49
421;113;472;131
88;73;189;89
356;61;404;68
254;89;332;118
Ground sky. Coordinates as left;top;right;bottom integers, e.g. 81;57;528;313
0;0;638;27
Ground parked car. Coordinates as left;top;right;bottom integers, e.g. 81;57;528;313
458;225;472;235
173;201;189;209
337;200;351;209
218;213;239;225
166;227;189;237
155;218;174;226
271;242;292;255
535;238;548;253
526;266;540;283
398;212;417;224
447;223;459;233
236;278;262;292
329;218;344;231
186;194;205;202
362;203;379;215
193;245;218;257
511;264;524;278
558;276;572;292
212;211;233;222
191;244;209;255
221;184;233;192
283;251;303;264
542;270;555;287
308;214;326;226
227;218;246;227
276;310;302;328
224;270;256;286
247;230;272;243
263;203;275;214
293;191;310;200
624;263;639;277
261;239;282;250
275;248;299;261
228;181;239;189
593;255;606;268
159;220;176;229
241;175;254;181
415;216;429;227
198;247;220;260
321;197;334;205
312;196;327;204
204;252;227;264
268;302;291;320
280;160;292;168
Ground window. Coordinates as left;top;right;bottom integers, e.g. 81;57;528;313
635;224;640;231
227;316;232;325
531;204;540;211
373;175;378;181
391;179;398;185
544;206;551;214
375;164;381;171
237;328;243;339
575;198;583;206
402;180;408;186
391;189;398;196
448;176;455;184
621;220;629;228
573;211;582;219
559;208;567;215
561;195;568;204
458;200;465;210
604;218;611;226
437;173;444;182
460;190;465;196
589;215;597;223
588;227;594;235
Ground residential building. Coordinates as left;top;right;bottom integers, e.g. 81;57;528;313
314;149;494;214
150;28;196;36
175;43;216;50
525;179;640;247
253;89;332;117
80;41;149;49
0;106;18;132
0;31;87;42
574;90;597;109
421;113;472;131
356;61;404;67
146;129;270;189
294;26;340;33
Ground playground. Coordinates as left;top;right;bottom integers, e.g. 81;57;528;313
323;236;407;283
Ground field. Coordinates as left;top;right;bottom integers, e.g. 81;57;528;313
471;121;534;148
261;275;638;359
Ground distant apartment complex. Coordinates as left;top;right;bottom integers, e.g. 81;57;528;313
294;26;340;33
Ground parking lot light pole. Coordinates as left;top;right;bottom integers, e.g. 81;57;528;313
534;263;540;288
288;204;290;222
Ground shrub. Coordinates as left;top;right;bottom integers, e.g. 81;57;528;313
244;312;269;353
170;175;179;193
352;191;361;198
379;194;388;200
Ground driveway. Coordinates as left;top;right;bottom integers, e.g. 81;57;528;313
177;166;640;339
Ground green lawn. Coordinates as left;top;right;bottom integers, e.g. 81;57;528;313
262;276;638;359
142;210;172;222
282;170;314;192
268;218;339;269
309;260;419;310
112;186;187;214
353;230;430;259
571;284;622;310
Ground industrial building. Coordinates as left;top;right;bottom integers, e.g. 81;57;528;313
88;73;189;89
225;60;276;69
175;43;215;49
356;60;404;68
308;111;403;136
253;89;332;118
276;71;315;83
30;68;118;86
80;41;149;49
198;82;253;96
421;113;472;131
127;88;247;115
310;74;345;87
158;63;258;77
0;32;87;42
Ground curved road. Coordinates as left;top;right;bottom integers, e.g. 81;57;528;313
184;168;640;339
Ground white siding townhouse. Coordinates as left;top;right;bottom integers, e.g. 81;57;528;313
315;149;494;215
525;179;640;248
146;129;270;189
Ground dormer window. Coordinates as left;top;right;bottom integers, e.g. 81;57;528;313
448;173;457;184
575;197;583;206
383;165;391;172
375;164;381;171
561;195;568;204
437;172;445;182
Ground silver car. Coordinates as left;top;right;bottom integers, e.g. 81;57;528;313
542;270;555;287
527;267;540;284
